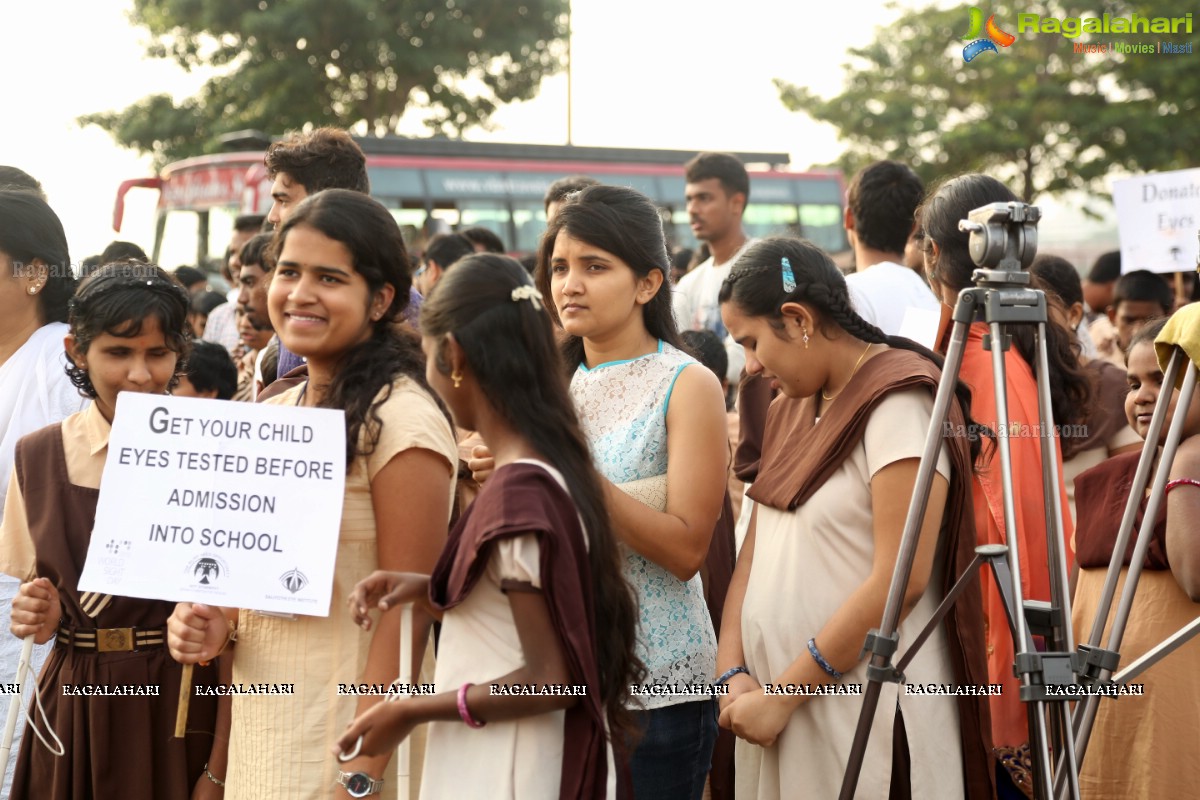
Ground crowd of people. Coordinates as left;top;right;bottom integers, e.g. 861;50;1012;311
0;128;1197;800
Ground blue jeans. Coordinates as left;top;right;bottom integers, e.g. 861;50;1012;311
629;699;719;800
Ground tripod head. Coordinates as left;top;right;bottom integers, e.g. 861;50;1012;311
958;201;1041;288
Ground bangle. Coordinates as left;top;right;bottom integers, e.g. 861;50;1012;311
715;666;750;686
807;637;843;680
203;762;225;788
457;683;485;728
1166;478;1200;494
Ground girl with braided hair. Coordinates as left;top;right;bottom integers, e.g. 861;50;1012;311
714;237;994;799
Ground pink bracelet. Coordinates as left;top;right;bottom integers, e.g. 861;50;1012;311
457;683;485;728
1166;478;1200;494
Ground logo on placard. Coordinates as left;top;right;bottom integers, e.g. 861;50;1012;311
961;7;1016;62
186;554;230;588
280;568;309;594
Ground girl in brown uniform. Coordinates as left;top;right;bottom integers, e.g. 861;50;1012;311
0;262;219;799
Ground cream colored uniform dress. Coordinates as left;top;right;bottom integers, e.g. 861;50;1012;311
737;389;964;800
226;377;457;800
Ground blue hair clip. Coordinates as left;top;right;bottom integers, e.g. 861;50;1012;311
781;257;796;293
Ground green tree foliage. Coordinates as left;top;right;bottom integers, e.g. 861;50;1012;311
778;2;1194;200
1105;0;1200;172
80;0;567;165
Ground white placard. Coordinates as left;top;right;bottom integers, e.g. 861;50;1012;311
78;392;346;616
1112;168;1200;274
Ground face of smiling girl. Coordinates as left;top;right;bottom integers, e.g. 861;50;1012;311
269;225;392;374
1125;340;1200;444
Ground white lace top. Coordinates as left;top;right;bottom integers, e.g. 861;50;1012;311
570;341;718;709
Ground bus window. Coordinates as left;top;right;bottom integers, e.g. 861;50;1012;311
743;203;800;244
386;207;427;251
798;204;845;253
457;200;510;250
206;206;240;271
512;201;547;254
158;210;204;271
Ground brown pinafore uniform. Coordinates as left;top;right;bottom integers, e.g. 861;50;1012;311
9;423;217;800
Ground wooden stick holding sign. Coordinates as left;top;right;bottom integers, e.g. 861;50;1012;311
175;663;193;738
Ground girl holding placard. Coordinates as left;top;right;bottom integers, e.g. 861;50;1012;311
0;261;220;800
167;189;457;799
333;253;643;800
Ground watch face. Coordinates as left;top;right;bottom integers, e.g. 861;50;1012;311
346;773;371;795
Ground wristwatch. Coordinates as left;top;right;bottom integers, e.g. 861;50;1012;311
336;770;385;797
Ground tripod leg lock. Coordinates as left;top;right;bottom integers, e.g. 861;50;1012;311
1014;652;1078;702
1072;644;1121;685
860;630;904;684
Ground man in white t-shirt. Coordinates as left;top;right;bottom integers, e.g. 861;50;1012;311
672;152;754;383
842;160;940;345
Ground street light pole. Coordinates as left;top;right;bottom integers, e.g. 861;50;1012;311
566;0;573;145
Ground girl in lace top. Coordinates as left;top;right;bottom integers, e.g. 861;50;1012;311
533;185;729;800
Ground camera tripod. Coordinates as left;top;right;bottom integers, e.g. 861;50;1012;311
839;202;1082;800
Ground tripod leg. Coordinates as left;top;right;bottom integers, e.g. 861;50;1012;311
838;312;975;800
985;319;1057;800
1032;322;1075;657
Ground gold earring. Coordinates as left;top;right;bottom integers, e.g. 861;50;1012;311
801;325;810;349
452;370;463;389
28;287;37;295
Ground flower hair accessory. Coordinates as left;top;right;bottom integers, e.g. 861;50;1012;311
511;285;543;309
780;257;797;293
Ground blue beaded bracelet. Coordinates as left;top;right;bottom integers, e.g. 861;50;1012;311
715;666;750;686
807;638;843;680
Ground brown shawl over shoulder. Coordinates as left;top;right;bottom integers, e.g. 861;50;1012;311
1074;450;1169;570
749;348;995;799
428;462;623;800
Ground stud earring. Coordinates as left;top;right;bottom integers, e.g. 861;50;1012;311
452;370;463;389
28;287;37;295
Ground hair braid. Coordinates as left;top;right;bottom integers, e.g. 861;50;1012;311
804;283;888;346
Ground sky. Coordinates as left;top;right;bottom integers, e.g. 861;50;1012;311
1;0;1118;268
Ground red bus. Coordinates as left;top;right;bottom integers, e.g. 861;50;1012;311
113;135;847;268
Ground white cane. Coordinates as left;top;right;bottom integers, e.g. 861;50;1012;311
0;636;35;771
396;603;413;800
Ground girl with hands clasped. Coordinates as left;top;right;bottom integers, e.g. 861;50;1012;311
335;255;642;799
714;238;994;799
168;190;458;800
0;262;219;800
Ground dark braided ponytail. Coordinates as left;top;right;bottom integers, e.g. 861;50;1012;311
718;237;984;463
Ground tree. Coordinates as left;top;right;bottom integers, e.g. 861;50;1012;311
80;0;567;165
777;2;1193;201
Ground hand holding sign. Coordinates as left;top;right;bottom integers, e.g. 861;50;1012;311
167;603;231;664
78;393;346;616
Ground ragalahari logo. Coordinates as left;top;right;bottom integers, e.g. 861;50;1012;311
962;7;1016;62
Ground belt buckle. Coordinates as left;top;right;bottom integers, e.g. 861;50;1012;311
96;627;134;653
